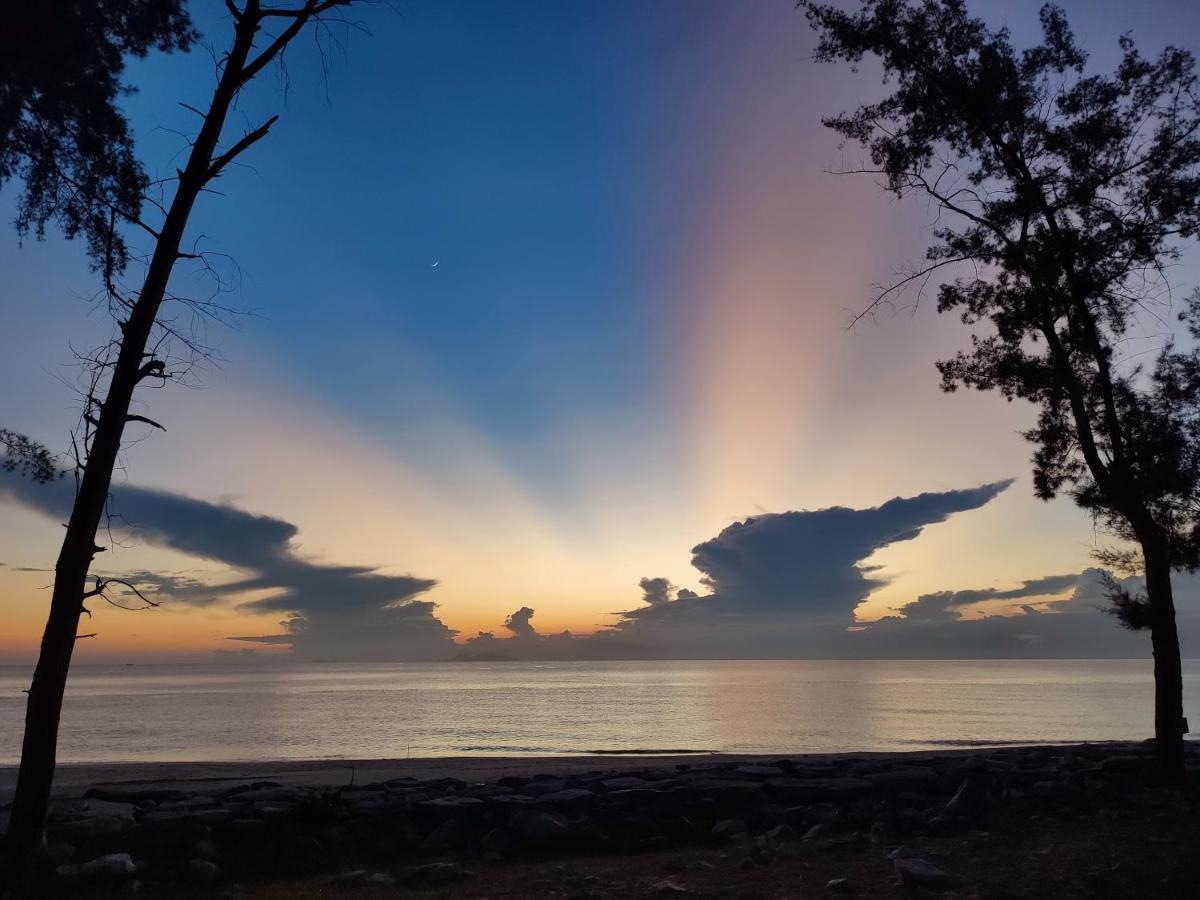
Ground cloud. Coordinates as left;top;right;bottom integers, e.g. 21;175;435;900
9;469;1189;662
685;480;1014;615
0;469;452;660
892;572;1082;621
503;606;537;637
638;577;674;606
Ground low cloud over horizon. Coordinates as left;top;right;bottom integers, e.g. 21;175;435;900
3;471;1195;661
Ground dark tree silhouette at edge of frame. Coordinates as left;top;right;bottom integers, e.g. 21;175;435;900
802;0;1200;780
3;0;369;875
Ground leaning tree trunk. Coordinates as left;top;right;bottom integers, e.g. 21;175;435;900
1142;539;1187;782
3;12;262;870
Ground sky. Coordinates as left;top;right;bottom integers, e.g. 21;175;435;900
2;0;1200;663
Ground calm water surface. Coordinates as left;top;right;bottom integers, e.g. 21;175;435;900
1;659;1197;764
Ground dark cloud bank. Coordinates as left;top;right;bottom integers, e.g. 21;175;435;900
4;471;1197;660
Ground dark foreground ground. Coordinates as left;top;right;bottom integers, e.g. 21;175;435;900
2;741;1199;898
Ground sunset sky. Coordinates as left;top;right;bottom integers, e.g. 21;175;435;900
3;0;1200;662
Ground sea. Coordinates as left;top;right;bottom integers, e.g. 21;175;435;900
1;659;1198;764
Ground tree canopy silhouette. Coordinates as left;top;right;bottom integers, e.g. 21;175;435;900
0;430;60;484
803;0;1200;779
0;2;195;271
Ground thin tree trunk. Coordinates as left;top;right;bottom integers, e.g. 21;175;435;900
1143;540;1187;782
3;11;261;871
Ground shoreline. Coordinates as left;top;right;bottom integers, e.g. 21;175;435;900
0;740;1151;803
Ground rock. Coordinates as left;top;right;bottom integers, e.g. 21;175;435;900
710;818;747;842
1099;755;1154;776
510;809;570;849
756;824;799;855
338;868;395;886
766;777;874;803
80;799;137;820
49;813;128;845
685;779;767;810
942;777;988;820
482;827;514;855
408;861;473;886
863;767;939;791
490;793;538;811
603;776;650;791
84;787;187;804
534;788;598;810
894;857;950;889
52;864;80;888
827;877;854;893
143;808;232;828
524;778;570;796
423;817;468;852
39;841;78;867
225;818;266;840
735;765;785;779
223;786;302;803
185;858;220;884
80;852;137;880
652;878;690;895
803;824;825;842
191;837;221;861
417;795;488;818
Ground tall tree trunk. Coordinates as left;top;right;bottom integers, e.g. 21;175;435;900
3;11;261;871
1143;539;1187;782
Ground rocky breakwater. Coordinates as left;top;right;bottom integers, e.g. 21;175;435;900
4;741;1198;896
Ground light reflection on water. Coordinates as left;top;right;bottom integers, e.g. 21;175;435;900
0;659;1196;764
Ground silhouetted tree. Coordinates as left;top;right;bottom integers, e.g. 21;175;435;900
1;4;193;500
4;0;365;868
1;1;195;270
0;430;60;484
803;0;1200;780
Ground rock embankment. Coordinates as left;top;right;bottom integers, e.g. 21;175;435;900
5;741;1198;896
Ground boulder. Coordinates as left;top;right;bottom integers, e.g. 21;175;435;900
408;861;473;886
862;767;939;792
684;779;767;810
652;878;690;895
84;787;186;804
185;858;220;884
422;818;468;852
710;818;747;842
734;765;786;779
534;788;597;810
509;809;570;849
80;852;137;880
766;777;874;804
894;857;950;889
941;777;988;821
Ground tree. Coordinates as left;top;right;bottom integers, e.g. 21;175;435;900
0;430;60;485
1;1;195;271
802;0;1200;779
4;0;365;868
